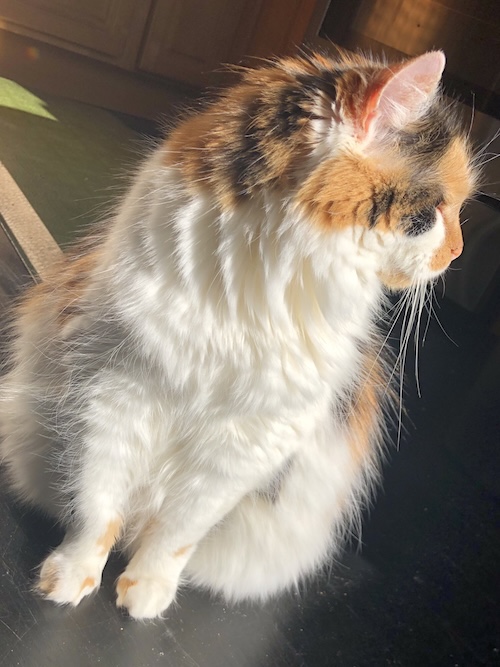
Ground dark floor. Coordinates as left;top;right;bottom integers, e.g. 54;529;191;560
0;221;499;667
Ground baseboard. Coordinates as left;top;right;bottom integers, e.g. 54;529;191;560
0;162;62;280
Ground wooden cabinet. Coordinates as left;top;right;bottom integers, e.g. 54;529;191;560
139;0;264;87
0;0;151;68
139;0;326;87
0;0;329;117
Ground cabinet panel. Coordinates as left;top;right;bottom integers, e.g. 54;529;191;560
139;0;264;86
247;0;320;59
0;0;151;65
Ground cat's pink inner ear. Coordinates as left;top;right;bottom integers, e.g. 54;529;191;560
362;51;446;138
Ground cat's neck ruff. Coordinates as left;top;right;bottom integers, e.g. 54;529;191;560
103;162;385;416
111;160;384;344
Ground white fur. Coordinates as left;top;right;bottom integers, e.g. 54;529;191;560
0;134;451;618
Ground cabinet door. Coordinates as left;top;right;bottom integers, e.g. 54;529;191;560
139;0;264;87
0;0;151;67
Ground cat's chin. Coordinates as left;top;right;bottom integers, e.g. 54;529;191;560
378;270;440;291
378;271;416;291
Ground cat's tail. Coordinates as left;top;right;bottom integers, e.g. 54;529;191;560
186;423;380;602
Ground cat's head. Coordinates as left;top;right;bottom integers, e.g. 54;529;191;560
167;50;477;290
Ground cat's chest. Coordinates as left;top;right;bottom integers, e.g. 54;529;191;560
137;308;366;418
113;214;377;416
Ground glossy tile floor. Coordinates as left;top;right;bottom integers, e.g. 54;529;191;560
1;221;499;667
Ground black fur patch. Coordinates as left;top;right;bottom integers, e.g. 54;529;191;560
295;72;339;101
400;103;462;163
229;100;266;193
369;188;396;227
274;88;310;137
403;207;437;236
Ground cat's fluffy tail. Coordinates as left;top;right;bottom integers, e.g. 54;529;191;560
186;425;377;602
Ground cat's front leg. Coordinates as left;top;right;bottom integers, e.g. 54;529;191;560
116;432;291;619
115;490;238;619
116;541;195;619
36;416;137;606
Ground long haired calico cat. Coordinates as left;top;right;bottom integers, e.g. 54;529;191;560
0;50;476;619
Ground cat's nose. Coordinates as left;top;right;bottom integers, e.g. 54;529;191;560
450;242;463;259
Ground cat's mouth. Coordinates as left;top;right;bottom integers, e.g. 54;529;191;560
379;254;459;290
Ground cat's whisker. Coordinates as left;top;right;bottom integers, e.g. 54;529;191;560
413;281;429;399
429;290;459;347
475;153;500;167
376;287;415;447
396;282;422;445
465;93;475;140
422;283;434;346
475;128;500;156
370;290;412;386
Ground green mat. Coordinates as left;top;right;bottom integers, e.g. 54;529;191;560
0;78;148;248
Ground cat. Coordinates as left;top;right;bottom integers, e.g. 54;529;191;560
0;49;476;619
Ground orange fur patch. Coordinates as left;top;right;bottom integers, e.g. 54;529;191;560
37;560;59;595
430;138;474;272
55;250;102;326
163;63;324;209
439;137;475;205
429;207;463;273
297;154;399;230
164;111;214;182
378;270;417;291
116;576;138;601
17;281;53;326
347;352;386;466
173;544;192;558
96;518;122;556
18;248;103;330
79;577;96;595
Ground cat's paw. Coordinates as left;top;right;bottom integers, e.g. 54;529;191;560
37;551;101;606
115;572;177;619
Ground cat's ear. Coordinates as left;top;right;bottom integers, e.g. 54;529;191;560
358;51;445;140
